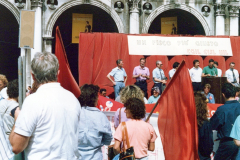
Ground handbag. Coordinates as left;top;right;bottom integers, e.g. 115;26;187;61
108;108;122;160
119;122;135;160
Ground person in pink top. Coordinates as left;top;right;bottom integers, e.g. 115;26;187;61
113;98;157;160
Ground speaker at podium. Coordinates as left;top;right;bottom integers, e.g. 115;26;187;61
19;10;35;49
201;77;227;104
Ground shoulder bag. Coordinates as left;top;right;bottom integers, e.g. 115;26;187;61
119;122;135;160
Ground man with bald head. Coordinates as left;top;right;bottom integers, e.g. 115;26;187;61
152;60;167;94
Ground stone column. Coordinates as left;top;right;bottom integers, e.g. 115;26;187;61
215;4;226;36
229;5;239;36
129;0;140;34
29;0;42;85
31;0;42;58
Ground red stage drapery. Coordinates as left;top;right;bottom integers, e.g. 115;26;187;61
79;33;240;98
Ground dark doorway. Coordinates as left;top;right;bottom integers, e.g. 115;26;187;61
52;4;119;84
148;9;205;35
0;5;20;81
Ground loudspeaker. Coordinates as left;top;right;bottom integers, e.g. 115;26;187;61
19;10;35;49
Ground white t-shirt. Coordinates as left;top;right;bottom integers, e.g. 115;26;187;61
14;83;81;160
217;68;222;77
169;68;176;79
189;67;202;82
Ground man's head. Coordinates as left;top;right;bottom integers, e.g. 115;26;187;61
86;21;89;24
0;74;8;91
193;60;200;68
145;2;150;9
100;88;107;97
7;79;18;99
222;83;236;100
31;52;59;84
140;58;146;67
214;61;218;68
204;84;211;95
209;59;214;68
204;6;208;12
173;62;180;69
230;62;235;70
152;86;160;97
79;84;100;107
117;1;121;8
116;59;123;68
156;60;163;69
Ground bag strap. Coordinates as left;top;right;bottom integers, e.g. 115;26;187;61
119;108;122;124
122;122;130;149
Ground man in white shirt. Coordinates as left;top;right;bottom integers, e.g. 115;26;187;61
152;60;167;94
9;52;81;160
169;62;180;80
189;60;202;91
225;62;239;87
214;61;222;77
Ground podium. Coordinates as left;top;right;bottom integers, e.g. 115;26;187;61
202;77;227;104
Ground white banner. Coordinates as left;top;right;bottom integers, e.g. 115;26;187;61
102;112;165;160
128;36;233;56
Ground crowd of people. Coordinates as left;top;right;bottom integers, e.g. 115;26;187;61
1;52;240;160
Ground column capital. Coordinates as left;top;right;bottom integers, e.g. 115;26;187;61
215;3;228;16
31;0;43;8
229;5;240;17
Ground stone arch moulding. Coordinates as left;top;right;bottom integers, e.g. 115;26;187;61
45;0;125;36
0;0;20;23
142;4;211;35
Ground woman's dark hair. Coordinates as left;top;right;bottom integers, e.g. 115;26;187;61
194;92;208;127
124;98;146;120
7;79;19;98
78;84;99;107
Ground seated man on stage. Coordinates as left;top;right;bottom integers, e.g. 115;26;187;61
202;59;218;77
225;62;239;87
211;83;240;160
99;88;109;99
148;87;160;104
202;84;215;104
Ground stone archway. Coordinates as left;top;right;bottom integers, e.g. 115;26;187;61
0;0;20;23
45;0;125;36
142;4;211;35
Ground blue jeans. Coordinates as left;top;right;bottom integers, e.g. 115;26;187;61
114;82;125;98
214;139;238;160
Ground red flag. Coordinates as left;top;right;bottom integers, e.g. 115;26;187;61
96;96;123;111
157;60;199;160
55;26;81;98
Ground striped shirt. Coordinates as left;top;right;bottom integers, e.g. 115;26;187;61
0;116;14;160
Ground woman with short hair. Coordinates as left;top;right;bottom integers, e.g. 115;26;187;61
113;98;157;160
78;84;112;160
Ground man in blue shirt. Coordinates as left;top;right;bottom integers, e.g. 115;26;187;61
152;60;167;94
107;59;127;98
210;83;240;160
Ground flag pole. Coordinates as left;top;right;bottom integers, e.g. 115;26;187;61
145;101;159;122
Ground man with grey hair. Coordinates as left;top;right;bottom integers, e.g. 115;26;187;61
9;52;81;160
152;60;167;95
